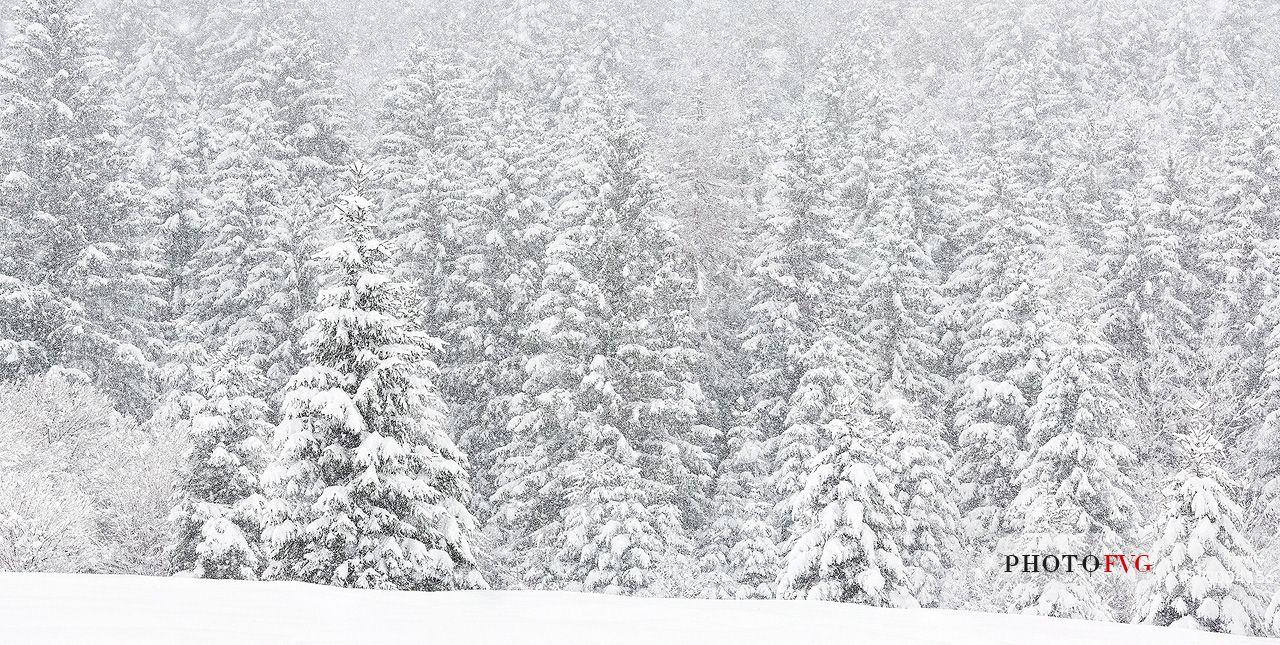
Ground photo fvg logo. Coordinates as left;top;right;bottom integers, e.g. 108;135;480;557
1003;554;1153;574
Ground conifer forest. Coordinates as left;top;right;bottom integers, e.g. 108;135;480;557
4;0;1280;639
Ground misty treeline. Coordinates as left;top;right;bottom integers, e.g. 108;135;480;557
2;0;1280;635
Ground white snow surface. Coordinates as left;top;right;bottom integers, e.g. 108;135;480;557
1;572;1275;644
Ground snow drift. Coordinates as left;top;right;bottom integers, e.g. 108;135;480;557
0;572;1273;644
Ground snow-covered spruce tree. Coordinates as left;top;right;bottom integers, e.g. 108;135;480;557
700;413;780;599
1190;309;1261;492
1095;158;1201;467
490;104;712;595
187;96;304;394
1135;424;1264;635
186;117;287;359
188;1;349;397
1207;114;1280;489
775;389;914;608
119;21;214;352
168;356;271;579
736;118;861;511
245;10;352;393
768;319;880;601
944;194;1056;542
971;0;1080;209
261;168;485;591
852;118;949;414
1173;1;1265;162
1253;294;1280;527
151;328;214;427
198;0;352;173
493;0;573;110
372;41;474;325
1000;328;1137;620
943;3;1082;544
879;390;960;609
435;69;552;516
1095;164;1197;366
0;0;157;414
548;17;635;125
1203;113;1280;388
267;14;351;206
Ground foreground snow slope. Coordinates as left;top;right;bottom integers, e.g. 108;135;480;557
0;572;1273;645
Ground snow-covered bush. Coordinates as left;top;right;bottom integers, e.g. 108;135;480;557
0;372;185;574
0;472;99;572
96;421;188;575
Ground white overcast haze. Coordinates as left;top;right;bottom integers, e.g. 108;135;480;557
1;0;1280;642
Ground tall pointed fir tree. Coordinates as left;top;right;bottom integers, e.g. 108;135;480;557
267;11;351;207
1205;113;1280;489
775;391;914;608
1094;158;1199;466
744;119;868;511
943;2;1081;546
1135;424;1264;635
168;355;272;579
852;114;950;414
490;103;713;595
970;0;1080;225
943;186;1057;542
1203;112;1280;401
188;2;351;400
1000;328;1137;620
879;390;961;609
0;0;157;413
119;16;213;361
435;61;554;517
1253;293;1280;530
1178;0;1263;162
765;108;898;604
261;169;485;591
716;112;886;600
700;408;780;599
371;41;474;326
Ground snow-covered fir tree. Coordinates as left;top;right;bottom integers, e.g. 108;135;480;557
944;196;1057;542
700;412;780;599
1095;163;1197;369
187;1;350;398
1203;112;1280;395
852;117;950;414
1254;294;1280;528
1207;114;1280;491
1095;158;1201;465
1135;423;1264;635
1000;328;1136;620
735;118;863;518
168;355;271;579
435;66;553;515
879;390;960;609
119;17;213;354
490;102;712;595
0;0;156;413
372;40;474;325
775;397;914;608
260;168;485;591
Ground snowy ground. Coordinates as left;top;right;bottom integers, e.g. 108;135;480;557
0;572;1273;645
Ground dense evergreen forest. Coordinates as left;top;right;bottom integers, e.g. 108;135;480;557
2;0;1280;636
